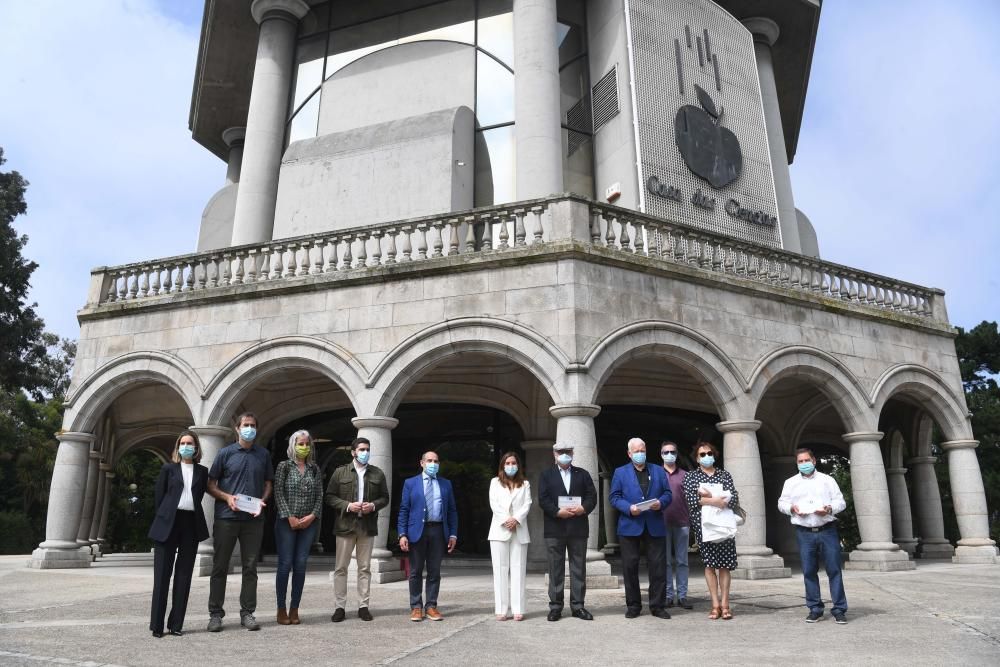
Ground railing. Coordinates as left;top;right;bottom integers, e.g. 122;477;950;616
87;195;945;324
589;203;942;320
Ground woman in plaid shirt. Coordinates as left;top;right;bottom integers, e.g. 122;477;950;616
273;429;324;625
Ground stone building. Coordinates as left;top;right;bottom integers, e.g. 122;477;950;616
32;0;997;576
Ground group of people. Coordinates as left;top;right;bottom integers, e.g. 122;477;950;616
148;412;850;637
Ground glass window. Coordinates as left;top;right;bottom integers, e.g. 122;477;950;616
476;52;515;127
562;128;593;198
292;35;326;114
477;4;513;67
476;125;515;206
288;92;320;144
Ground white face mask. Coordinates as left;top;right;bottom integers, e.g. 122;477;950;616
556;453;572;466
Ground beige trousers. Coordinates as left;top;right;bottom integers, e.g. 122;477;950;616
334;528;375;609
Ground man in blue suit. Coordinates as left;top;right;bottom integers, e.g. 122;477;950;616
610;437;672;619
397;451;458;622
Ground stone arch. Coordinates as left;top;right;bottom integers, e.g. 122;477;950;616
203;336;367;426
113;423;191;465
581;321;751;420
365;317;571;417
871;364;972;442
748;346;872;433
63;351;203;433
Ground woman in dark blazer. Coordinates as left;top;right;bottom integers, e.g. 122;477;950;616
148;430;210;637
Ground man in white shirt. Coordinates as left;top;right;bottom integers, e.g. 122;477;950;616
777;447;849;625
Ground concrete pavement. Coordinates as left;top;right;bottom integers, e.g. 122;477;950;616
0;555;998;666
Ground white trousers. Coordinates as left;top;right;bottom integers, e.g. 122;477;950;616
490;539;528;615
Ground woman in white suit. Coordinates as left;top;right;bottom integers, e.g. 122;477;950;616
488;451;532;621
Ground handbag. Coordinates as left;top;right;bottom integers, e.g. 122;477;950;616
734;504;747;527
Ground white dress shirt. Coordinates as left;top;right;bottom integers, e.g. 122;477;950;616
560;466;572;494
354;461;367;504
777;471;846;528
177;462;195;511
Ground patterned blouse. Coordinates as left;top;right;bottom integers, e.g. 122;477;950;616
274;459;324;519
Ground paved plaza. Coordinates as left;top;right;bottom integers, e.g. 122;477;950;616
0;555;997;666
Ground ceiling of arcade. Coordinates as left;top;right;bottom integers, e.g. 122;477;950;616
755;377;850;457
107;381;192;462
596;357;718;415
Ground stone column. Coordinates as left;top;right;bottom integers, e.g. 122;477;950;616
940;440;999;564
741;17;801;254
223;127;246;185
600;471;619;556
886;466;918;555
230;0;310;245
522;439;553;565
352;416;405;583
717;421;789;579
87;460;108;557
907;455;954;558
30;432;95;568
764;455;799;556
513;0;563;199
96;465;114;551
842;432;913;570
191;425;232;576
75;451;101;552
549;404;615;585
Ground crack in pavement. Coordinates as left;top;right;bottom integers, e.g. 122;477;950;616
0;648;129;667
375;614;489;665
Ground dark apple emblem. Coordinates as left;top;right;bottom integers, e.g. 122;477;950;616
674;84;742;188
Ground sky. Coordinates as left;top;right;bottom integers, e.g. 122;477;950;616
1;0;998;344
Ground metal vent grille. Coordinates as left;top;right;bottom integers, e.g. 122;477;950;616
566;93;592;156
592;65;620;131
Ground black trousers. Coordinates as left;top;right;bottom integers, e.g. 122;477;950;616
620;528;667;611
150;510;198;632
545;536;587;613
408;523;446;609
209;517;265;618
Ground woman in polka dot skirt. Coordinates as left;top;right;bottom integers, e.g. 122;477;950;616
683;439;739;620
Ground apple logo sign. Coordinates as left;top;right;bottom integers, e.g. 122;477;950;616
674;84;743;189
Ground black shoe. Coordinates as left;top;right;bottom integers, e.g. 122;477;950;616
151;630;164;638
547;610;562;622
207;616;223;632
666;598;675;608
168;629;183;636
805;611;823;623
833;613;847;625
358;607;373;622
572;608;593;621
331;608;346;623
651;608;671;619
625;608;641;619
679;598;693;610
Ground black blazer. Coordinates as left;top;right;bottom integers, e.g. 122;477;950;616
537;465;598;539
148;462;210;543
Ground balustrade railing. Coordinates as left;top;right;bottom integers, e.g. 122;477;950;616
88;195;943;323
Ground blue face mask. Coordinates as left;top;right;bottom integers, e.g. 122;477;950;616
356;450;370;465
504;465;518;477
662;453;677;464
178;444;196;459
699;455;715;468
798;461;816;476
424;462;440;477
556;453;573;466
239;426;257;442
631;452;647;465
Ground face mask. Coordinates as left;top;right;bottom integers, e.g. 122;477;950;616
424;462;440;477
294;445;311;459
798;461;816;476
356;450;370;465
662;453;677;464
557;453;572;466
631;452;647;465
178;444;196;459
239;426;257;442
504;465;518;477
699;455;715;468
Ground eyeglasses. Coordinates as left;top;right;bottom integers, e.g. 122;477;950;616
697;451;712;457
661;450;677;455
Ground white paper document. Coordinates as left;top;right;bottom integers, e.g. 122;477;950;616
558;495;582;508
634;498;659;512
234;494;262;515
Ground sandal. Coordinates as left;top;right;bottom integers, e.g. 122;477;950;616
721;607;733;620
708;607;721;620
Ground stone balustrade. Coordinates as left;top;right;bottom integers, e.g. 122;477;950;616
589;203;944;322
85;195;947;325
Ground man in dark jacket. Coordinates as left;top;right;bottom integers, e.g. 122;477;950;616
537;442;598;622
325;437;390;622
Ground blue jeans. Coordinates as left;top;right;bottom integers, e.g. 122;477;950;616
664;524;689;600
274;518;318;609
797;525;847;615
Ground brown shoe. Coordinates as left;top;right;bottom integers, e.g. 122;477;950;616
410;608;424;622
289;608;300;625
425;607;443;621
277;609;291;625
